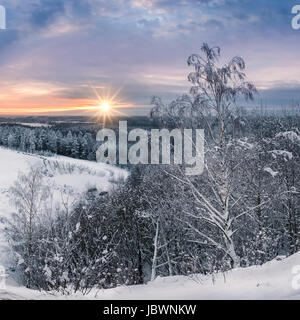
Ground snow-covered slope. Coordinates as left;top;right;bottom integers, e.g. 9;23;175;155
1;252;300;300
0;147;299;300
0;147;128;269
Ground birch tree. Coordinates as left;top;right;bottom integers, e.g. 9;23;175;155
151;43;257;268
9;166;49;288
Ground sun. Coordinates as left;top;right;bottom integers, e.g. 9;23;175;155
84;85;129;126
99;100;112;113
95;98;116;126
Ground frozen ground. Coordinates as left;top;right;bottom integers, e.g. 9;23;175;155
0;252;299;300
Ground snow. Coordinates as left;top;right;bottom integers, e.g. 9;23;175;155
0;147;299;300
0;252;299;300
0;147;128;270
276;131;300;144
263;167;278;177
0;146;127;216
18;123;52;128
270;150;293;160
236;139;254;150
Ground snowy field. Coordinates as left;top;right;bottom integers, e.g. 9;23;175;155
0;146;127;218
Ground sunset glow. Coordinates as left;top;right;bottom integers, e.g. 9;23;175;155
0;83;134;116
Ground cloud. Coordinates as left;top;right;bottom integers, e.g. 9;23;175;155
0;29;20;49
30;0;65;28
0;0;299;115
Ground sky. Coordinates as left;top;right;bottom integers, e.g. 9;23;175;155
0;0;299;116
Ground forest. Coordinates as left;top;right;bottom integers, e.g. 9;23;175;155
2;44;300;293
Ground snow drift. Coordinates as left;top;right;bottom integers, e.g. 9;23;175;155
0;252;299;300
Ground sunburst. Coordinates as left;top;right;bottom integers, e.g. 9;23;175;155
89;85;127;126
98;100;111;113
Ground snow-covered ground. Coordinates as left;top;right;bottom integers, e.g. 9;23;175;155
0;147;128;271
0;252;300;300
0;147;299;300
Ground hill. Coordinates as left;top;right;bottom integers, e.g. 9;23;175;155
0;147;128;269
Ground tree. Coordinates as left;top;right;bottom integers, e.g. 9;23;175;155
71;138;80;158
46;131;57;154
151;43;257;268
9;166;49;288
28;131;36;153
65;131;73;156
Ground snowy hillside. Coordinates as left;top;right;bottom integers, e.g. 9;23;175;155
0;147;128;216
0;147;128;270
0;147;299;300
1;252;300;300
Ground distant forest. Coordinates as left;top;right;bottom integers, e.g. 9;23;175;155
0;124;98;160
0;113;299;162
0;116;156;161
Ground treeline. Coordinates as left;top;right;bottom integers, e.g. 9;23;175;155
0;125;97;160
